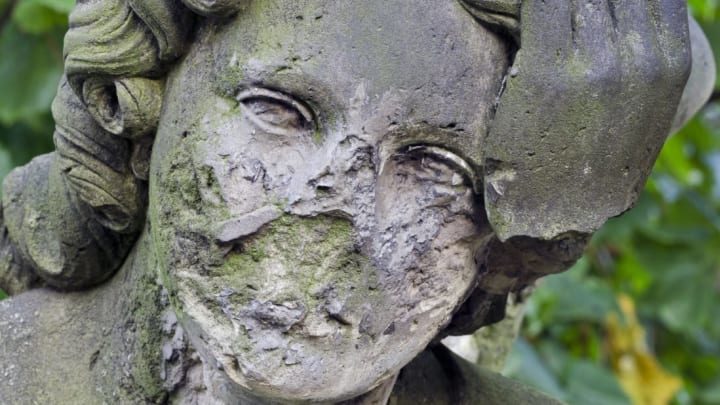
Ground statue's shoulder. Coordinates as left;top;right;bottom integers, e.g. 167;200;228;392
389;345;564;405
0;237;167;404
0;289;106;404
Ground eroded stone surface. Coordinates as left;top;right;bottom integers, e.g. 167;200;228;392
0;0;715;404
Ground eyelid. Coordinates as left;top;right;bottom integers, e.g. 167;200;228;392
402;145;480;193
237;87;316;135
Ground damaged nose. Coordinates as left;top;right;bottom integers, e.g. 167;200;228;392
214;205;283;244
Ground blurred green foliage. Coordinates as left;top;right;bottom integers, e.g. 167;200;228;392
0;0;67;181
692;0;720;92
0;1;718;404
505;3;720;404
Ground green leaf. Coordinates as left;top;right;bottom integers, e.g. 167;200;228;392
504;338;569;402
564;360;632;405
532;271;619;325
640;261;716;334
614;251;653;295
698;377;720;404
12;1;68;34
0;23;64;126
689;0;718;20
633;195;720;246
31;0;75;14
592;192;662;245
0;118;54;166
655;135;705;189
679;112;720;153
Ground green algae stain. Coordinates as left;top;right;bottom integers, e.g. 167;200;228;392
208;214;379;310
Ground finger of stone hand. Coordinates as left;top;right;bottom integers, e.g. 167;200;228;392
56;139;131;204
571;0;616;53
611;0;651;36
520;0;572;60
464;0;521;16
61;165;137;232
55;133;140;231
649;0;691;78
52;78;132;174
611;0;664;81
649;0;689;38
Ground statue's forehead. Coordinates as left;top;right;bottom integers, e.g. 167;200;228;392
200;0;507;158
209;1;508;118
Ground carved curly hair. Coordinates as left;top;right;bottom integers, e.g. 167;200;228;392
0;0;246;291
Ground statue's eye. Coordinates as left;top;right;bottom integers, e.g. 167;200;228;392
237;88;316;136
398;145;479;191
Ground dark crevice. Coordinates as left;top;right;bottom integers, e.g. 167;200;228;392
607;0;618;29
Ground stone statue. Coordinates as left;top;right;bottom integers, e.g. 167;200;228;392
0;0;714;403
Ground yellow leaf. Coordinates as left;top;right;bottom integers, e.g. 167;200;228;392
606;294;682;405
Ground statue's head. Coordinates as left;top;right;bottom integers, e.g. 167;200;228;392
148;2;513;401
56;0;521;401
48;0;711;402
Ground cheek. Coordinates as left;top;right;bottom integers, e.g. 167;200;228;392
371;150;491;337
197;113;319;216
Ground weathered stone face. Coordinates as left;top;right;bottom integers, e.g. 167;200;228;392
149;1;508;401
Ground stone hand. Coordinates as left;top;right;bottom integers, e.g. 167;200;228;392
482;0;691;241
53;77;152;235
1;76;161;290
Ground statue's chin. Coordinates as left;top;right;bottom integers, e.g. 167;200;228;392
179;319;391;402
218;354;388;403
176;290;397;402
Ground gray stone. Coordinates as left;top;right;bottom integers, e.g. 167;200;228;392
215;206;284;244
0;0;714;404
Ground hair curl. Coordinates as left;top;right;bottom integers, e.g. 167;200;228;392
2;0;244;290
